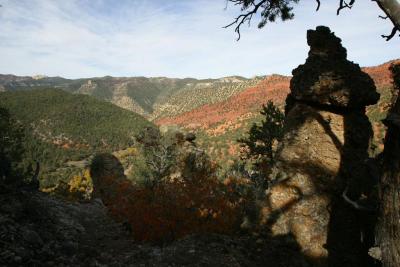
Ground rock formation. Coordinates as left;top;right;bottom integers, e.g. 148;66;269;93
262;26;380;266
0;187;311;266
90;153;131;209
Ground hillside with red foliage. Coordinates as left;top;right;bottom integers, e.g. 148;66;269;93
363;59;399;89
156;60;397;131
156;75;290;129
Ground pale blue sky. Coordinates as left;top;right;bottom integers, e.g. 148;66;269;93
0;0;398;79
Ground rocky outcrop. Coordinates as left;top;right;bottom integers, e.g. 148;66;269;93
262;26;379;266
0;187;135;266
0;186;311;266
290;27;379;110
76;79;98;95
111;82;147;115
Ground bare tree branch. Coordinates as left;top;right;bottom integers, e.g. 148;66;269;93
225;0;399;41
337;0;355;15
372;0;400;41
342;185;376;211
382;26;399;41
315;0;321;11
224;0;268;40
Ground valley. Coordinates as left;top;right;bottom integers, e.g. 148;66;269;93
1;12;399;264
2;0;400;265
0;59;398;182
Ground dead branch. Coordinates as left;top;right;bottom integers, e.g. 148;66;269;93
337;0;355;15
342;185;375;211
225;0;399;41
316;0;321;11
224;0;268;40
372;0;400;41
382;26;399;41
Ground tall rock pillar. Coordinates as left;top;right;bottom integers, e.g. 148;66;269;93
262;26;380;266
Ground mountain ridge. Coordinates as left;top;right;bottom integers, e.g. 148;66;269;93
154;59;399;167
0;74;256;118
0;59;398;182
156;60;399;129
1;59;397;122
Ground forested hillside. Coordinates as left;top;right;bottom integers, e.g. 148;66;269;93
0;89;153;188
0;74;260;118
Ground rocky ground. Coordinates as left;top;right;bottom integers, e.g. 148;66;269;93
0;186;310;267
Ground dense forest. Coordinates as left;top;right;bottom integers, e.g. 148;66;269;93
0;89;153;188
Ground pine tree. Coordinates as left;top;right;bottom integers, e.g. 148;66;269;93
238;100;284;168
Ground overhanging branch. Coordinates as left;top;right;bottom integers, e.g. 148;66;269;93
224;0;268;40
316;0;321;11
337;0;355;15
372;0;400;41
382;26;399;41
225;0;400;41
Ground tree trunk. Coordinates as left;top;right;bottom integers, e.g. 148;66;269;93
378;91;400;267
375;0;400;28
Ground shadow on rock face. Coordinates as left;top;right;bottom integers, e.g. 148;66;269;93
90;153;125;183
263;26;380;267
89;153;129;206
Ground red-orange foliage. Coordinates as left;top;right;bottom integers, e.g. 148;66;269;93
363;59;400;89
155;75;290;129
156;62;397;132
98;172;245;243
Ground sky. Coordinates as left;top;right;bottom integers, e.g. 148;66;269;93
0;0;399;79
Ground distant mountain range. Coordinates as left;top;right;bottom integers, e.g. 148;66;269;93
0;73;264;120
1;59;398;169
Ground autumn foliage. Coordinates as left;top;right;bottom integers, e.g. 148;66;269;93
90;153;246;243
43;169;93;201
155;75;290;129
156;63;396;132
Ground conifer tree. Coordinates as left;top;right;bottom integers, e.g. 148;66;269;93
238;100;284;168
